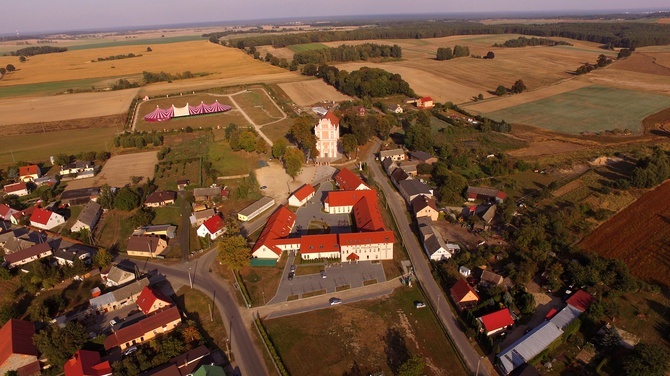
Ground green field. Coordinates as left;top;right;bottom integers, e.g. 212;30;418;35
259;118;292;143
208;141;261;176
264;287;467;376
67;35;205;51
0;127;117;166
485;85;670;134
0;76;127;98
287;43;329;53
233;89;284;125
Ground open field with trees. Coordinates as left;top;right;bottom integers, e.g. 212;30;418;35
484;85;670;134
264;287;467;376
277;79;352;106
580;179;670;287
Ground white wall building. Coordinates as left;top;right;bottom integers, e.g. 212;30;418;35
315;111;341;160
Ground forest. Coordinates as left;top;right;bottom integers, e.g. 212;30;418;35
228;21;670;49
6;45;68;57
493;36;573;47
292;43;402;64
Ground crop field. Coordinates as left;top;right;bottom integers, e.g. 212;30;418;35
287;43;329;53
264;287;467;376
64;151;158;191
232;88;284;125
580;180;670;287
483;85;670;134
278;79;353;106
0;127;118;166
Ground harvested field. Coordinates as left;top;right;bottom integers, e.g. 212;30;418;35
507;140;588;158
0;114;123;137
64;151;157;190
0;89;137;126
0;127;118;166
0;41;284;88
580;180;670;287
584;67;670;96
278;79;352;106
609;53;670;76
485;85;670;134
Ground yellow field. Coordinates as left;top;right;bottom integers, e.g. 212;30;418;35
278;79;353;106
0;41;285;87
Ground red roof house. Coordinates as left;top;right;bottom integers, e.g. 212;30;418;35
450;279;480;311
334;168;369;191
299;234;339;259
29;207;65;230
0;204;18;220
478;308;515;336
136;286;172;315
196;215;226;240
251;206;298;259
566;290;595;312
0;319;39;376
3;182;29;197
288;184;315;207
18;165;41;182
104;306;182;350
64;350;112;376
417;97;434;109
324;189;377;213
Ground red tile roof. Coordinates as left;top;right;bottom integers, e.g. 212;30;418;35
334;168;367;191
450;279;480;303
291;184;315;202
136;286;172;315
338;231;394;246
325;190;377;208
19;165;40;178
30;207;53;225
352;196;384;232
0;204;17;219
346;252;359;260
4;182;27;194
323;111;339;126
420;97;432;102
566;290;595;312
479;308;514;333
202;215;225;235
104;306;181;350
300;234;339;254
251;206;296;256
0;319;38;367
64;350;111;376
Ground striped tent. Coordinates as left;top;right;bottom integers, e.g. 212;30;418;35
144;101;232;122
144;106;174;122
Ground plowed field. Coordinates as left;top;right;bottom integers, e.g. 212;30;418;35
580;180;670;287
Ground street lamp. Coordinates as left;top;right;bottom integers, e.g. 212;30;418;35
188;267;193;289
476;355;484;376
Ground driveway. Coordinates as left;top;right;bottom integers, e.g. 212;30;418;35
292;182;352;235
268;252;387;304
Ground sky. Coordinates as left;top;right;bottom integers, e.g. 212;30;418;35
2;0;670;34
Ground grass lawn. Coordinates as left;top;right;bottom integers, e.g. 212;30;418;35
0;77;120;98
233;89;284;125
287;43;329;53
264;287;468;376
259;118;292;143
156;160;202;191
485;85;670;134
208;141;262;177
152;205;181;225
94;210;134;251
295;265;323;276
63;206;83;230
0;127;118;166
173;286;229;352
239;254;287;306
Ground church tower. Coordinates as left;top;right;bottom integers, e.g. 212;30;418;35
315;111;341;161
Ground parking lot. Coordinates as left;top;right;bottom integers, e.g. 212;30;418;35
292;182;352;235
268;253;387;304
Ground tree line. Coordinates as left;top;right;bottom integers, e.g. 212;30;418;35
303;64;415;98
493;36;573;48
227;21;670;49
575;54;613;75
6;45;67;56
113;132;164;149
92;52;142;62
292;43;402;64
436;45;470;60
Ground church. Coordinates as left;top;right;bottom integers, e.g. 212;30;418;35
314;111;341;163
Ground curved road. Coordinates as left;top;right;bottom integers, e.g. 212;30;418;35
366;140;493;376
143;251;269;376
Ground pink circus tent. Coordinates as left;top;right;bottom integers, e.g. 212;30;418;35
144;100;232;122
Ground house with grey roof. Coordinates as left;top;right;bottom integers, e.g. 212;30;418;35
89;278;149;313
53;244;95;266
398;180;433;204
381;158;397;175
105;265;136;287
71;201;102;233
190;209;215;227
379;148;405;162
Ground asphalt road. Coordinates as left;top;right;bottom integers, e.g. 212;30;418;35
178;192;191;261
366;140;493;376
143;251;268;376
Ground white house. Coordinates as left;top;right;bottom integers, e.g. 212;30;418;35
339;231;394;262
19;165;41;182
288;184;315;208
459;266;471;277
4;242;53;268
3;182;29;197
197;215;226;240
334;168;370;191
59;161;94;176
388;104;404;114
238;197;275;222
70;201;102;233
30;208;66;230
379;148;405;162
424;235;452;261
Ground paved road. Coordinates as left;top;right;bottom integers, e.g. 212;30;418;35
178;193;192;261
366;140;493;376
143;251;269;376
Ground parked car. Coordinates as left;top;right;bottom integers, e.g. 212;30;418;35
109;319;117;327
321;270;326;279
260;186;267;190
329;297;342;306
123;346;138;356
415;301;426;309
288;272;294;281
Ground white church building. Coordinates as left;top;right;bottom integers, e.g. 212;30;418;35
315;111;341;163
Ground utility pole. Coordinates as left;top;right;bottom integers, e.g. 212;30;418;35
188;267;193;289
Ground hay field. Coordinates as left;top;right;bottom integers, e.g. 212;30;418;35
0;41;285;88
484;85;670;134
278;79;352;106
321;34;614;103
64;151;157;190
580;180;670;287
609;53;670;76
0;89;138;126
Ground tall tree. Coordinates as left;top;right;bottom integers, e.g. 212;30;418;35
511;79;527;94
33;322;88;367
272;138;288;160
217;235;250;271
5;64;15;72
289;116;317;152
283;148;304;179
436;47;453;61
93;248;113;268
623;343;670;376
342;134;358;158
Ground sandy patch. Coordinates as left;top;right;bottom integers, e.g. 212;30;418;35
278;79;352;106
0;89;138;126
64;151;157;190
